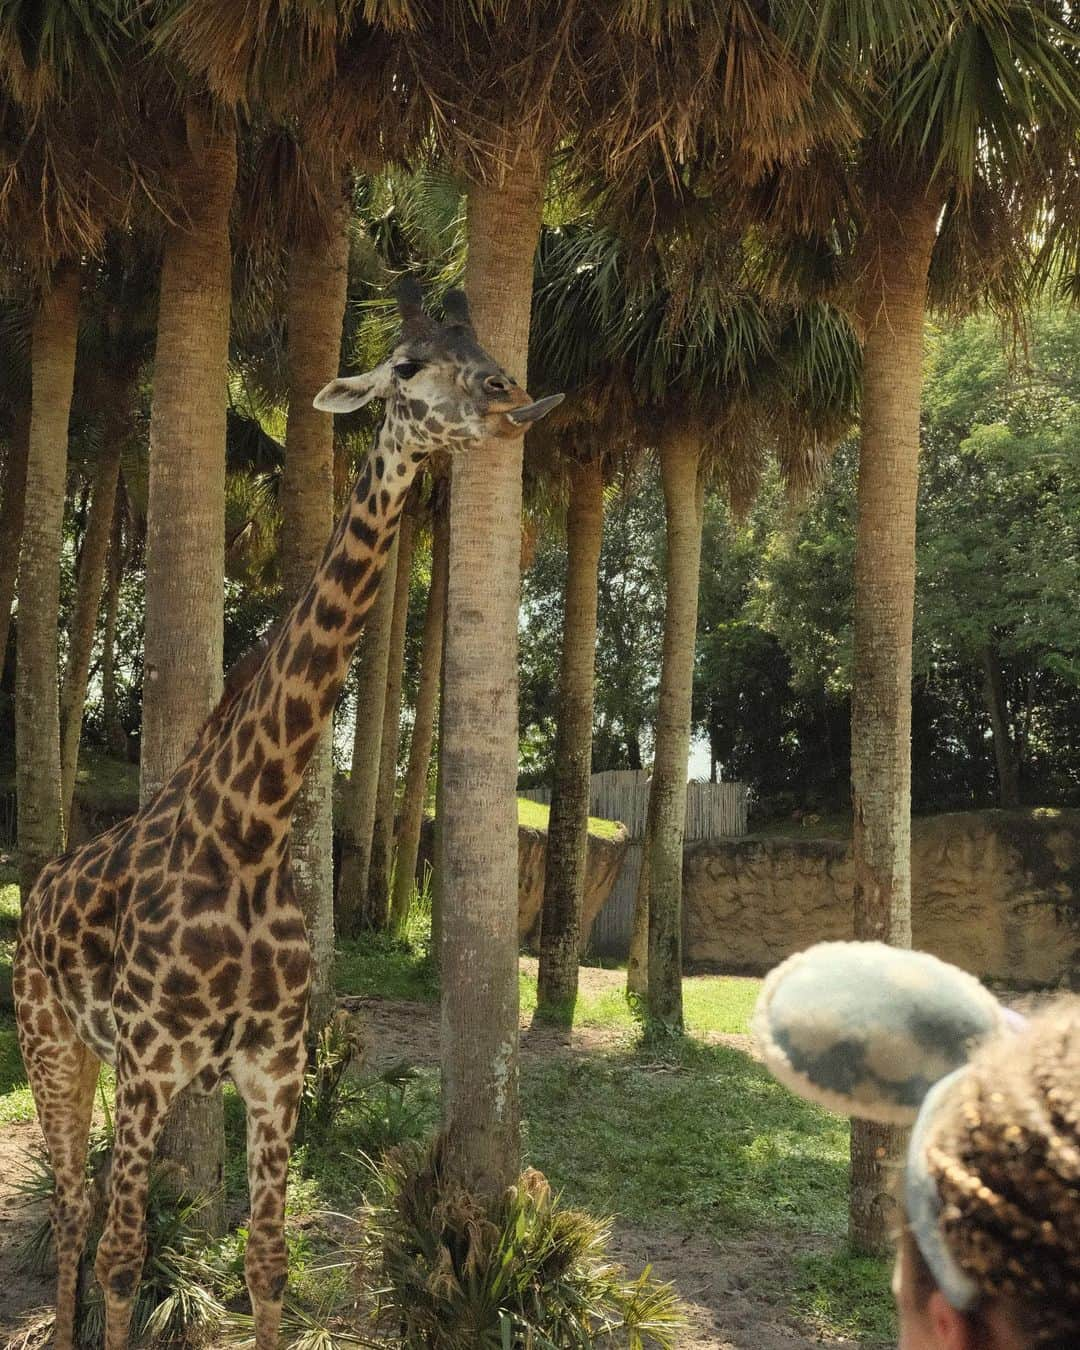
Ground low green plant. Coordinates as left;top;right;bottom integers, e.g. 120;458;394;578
296;1011;368;1148
345;1065;438;1162
13;1132;231;1348
360;1141;683;1348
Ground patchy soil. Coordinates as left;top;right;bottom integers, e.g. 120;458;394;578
610;1227;858;1350
0;1120;54;1346
340;968;864;1349
344;959;760;1075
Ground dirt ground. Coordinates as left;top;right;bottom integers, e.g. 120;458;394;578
0;963;867;1349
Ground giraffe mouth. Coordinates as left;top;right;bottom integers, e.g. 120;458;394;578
504;393;564;426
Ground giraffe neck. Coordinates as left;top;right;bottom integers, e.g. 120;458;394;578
187;420;425;858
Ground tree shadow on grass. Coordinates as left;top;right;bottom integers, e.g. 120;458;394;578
523;1037;852;1242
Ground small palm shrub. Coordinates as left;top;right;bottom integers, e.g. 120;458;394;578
296;1010;369;1147
359;1142;682;1348
13;1134;232;1348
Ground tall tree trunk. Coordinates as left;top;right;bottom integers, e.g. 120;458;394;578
16;266;80;897
59;441;123;828
980;644;1020;808
369;505;417;925
644;427;704;1033
440;145;545;1194
101;510;127;758
140;107;236;1235
281;199;350;1032
536;458;603;1021
430;587;449;966
626;799;655;998
390;486;449;936
336;533;399;935
848;192;939;1256
0;397;30;684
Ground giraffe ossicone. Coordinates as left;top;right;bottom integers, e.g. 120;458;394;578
14;280;561;1350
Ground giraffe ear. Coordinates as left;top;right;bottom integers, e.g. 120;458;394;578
313;362;393;412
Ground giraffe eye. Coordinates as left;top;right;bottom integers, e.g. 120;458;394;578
394;361;423;380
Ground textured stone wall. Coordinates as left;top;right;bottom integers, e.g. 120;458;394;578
516;825;630;952
683;810;1080;988
418;818;629;951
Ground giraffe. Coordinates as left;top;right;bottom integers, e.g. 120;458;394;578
13;280;562;1350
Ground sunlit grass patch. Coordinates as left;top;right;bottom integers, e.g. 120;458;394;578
516;795;624;841
792;1248;895;1343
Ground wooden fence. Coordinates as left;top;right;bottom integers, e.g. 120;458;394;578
521;771;749;957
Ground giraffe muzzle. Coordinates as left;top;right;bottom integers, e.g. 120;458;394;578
505;393;564;426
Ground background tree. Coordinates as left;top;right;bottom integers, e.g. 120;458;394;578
390;480;449;935
528;223;642;1021
736;0;1080;1251
137;98;238;1231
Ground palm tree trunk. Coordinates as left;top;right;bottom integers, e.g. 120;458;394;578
626;799;655;998
0;398;30;684
369;504;417;925
60;440;123;828
336;532;399;935
141;105;236;1236
281;199;350;1032
536;457;604;1021
390;485;449;936
101;512;127;758
980;645;1019;808
644;426;704;1033
440;144;545;1194
848;192;939;1256
431;580;449;966
16;265;81;898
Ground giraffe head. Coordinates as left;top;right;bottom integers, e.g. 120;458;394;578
313;279;562;448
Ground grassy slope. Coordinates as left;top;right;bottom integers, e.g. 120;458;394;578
516;795;624;841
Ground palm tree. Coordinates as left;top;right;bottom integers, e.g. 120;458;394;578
618;263;858;1031
1;6;142;895
369;494;418;920
280;177;350;1031
740;0;1080;1252
390;478;449;936
59;235;157;831
230;121;361;1031
15;263;81;894
138;99;237;1233
337;531;401;932
389;0;591;1196
575;0;1079;1245
0;308;30;685
527;225;642;1021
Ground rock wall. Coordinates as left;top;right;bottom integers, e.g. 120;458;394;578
418;818;629;951
684;810;1080;988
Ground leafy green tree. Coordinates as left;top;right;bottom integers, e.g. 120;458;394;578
919;311;1080;806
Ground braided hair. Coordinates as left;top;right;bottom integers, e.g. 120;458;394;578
922;1000;1080;1347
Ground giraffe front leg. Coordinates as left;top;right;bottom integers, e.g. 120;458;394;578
233;1050;305;1350
94;1074;174;1350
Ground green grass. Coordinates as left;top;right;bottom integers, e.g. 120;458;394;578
523;1043;851;1238
792;1249;898;1343
335;934;438;1002
516;796;624;841
749;811;852;839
